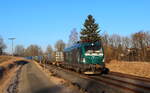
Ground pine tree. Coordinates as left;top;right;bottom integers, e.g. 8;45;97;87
80;15;101;42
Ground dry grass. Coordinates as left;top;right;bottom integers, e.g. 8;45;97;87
106;60;150;78
0;56;27;68
0;67;20;93
0;56;28;93
0;56;12;63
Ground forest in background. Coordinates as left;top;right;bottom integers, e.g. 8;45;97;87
0;30;150;62
102;31;150;62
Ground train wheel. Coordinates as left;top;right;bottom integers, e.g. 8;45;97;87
76;51;81;63
76;68;81;73
102;68;109;74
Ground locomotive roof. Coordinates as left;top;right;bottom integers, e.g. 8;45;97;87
64;42;101;52
64;43;81;52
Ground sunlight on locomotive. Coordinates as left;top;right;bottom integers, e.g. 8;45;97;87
85;44;103;56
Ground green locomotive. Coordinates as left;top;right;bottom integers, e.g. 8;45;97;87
63;41;109;74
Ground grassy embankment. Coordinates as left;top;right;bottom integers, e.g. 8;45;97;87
106;60;150;78
0;56;31;92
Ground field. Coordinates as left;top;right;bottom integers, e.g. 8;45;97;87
106;60;150;78
0;56;12;63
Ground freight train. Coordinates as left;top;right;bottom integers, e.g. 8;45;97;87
60;41;109;74
25;41;109;74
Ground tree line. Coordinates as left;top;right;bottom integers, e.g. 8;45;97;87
13;40;65;61
102;31;150;62
0;35;65;62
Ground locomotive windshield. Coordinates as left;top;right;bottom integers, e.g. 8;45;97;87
84;43;103;56
85;44;101;51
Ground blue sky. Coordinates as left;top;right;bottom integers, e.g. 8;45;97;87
0;0;150;53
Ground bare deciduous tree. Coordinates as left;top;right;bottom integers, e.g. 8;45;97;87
14;45;25;56
131;31;148;61
55;40;65;51
25;45;43;56
102;32;109;46
68;28;79;47
122;36;131;48
145;31;150;46
45;45;54;61
109;34;122;48
45;45;53;55
0;36;6;55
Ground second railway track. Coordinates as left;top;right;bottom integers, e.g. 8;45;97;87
89;74;150;93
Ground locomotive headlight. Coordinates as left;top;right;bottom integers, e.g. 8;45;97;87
102;58;105;62
83;58;86;63
91;43;94;46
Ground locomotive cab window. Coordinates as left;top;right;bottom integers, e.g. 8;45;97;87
84;44;103;56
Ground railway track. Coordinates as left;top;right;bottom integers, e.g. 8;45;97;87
89;73;150;93
44;64;150;93
110;72;150;82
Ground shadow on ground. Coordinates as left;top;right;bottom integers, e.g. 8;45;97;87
0;66;5;79
15;60;29;65
0;60;29;79
34;86;62;93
